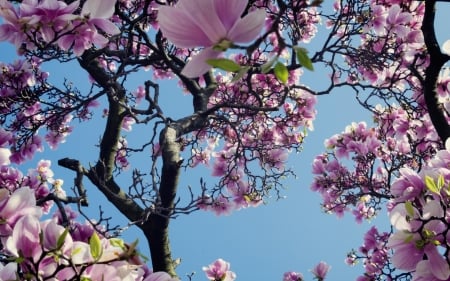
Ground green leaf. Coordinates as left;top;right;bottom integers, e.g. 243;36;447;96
56;228;69;250
110;238;126;250
294;47;314;71
274;62;289;84
260;57;277;73
231;66;251;83
206;58;241;72
89;232;103;261
437;174;445;189
425;175;440;194
405;201;414;217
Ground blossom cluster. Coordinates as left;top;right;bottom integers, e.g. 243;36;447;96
0;158;183;280
386;148;450;280
311;102;441;221
0;0;120;56
192;69;317;215
346;226;391;280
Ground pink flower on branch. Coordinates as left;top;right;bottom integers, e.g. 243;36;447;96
311;261;330;281
58;0;120;56
157;0;266;78
203;258;236;281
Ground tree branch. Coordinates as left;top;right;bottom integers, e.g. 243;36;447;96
421;0;450;143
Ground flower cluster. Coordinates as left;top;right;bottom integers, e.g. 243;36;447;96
386;148;450;280
0;0;120;56
347;226;391;280
193;71;316;215
0;159;179;281
311;102;440;221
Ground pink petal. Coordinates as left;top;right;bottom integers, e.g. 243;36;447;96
158;6;212;48
82;0;115;19
57;35;74;51
90;18;120;35
181;47;221;78
228;9;266;43
214;0;247;31
425;245;450;280
177;0;227;44
145;271;174;281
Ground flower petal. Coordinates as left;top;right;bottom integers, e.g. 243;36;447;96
228;9;266;43
158;6;211;48
0;148;11;166
425;244;450;280
214;0;247;31
181;47;221;78
90;18;120;35
177;0;227;44
82;0;115;19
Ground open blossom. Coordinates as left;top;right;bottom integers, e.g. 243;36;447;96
157;0;266;77
203;258;236;281
57;0;120;56
283;271;304;281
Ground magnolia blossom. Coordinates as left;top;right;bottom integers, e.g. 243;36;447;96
311;262;331;280
203;258;236;281
158;0;266;77
283;271;304;281
58;0;120;55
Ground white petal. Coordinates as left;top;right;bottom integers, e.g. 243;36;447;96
82;0;115;19
0;148;11;166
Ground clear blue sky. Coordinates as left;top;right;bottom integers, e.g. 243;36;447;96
1;2;450;280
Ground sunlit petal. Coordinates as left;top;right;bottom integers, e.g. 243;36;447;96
158;6;211;48
181;47;220;78
228;9;266;43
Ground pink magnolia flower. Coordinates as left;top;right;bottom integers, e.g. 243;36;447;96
311;261;330;280
203;258;236;281
283;271;304;281
5;214;42;263
157;0;266;78
0;186;42;238
58;0;120;56
23;0;80;42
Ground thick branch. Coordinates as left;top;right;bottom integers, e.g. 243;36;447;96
144;109;211;275
58;158;145;224
78;51;126;179
422;0;450;143
145;126;181;276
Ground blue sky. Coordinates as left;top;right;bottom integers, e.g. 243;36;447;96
1;2;450;280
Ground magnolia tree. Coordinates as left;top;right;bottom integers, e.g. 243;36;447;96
0;0;450;280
